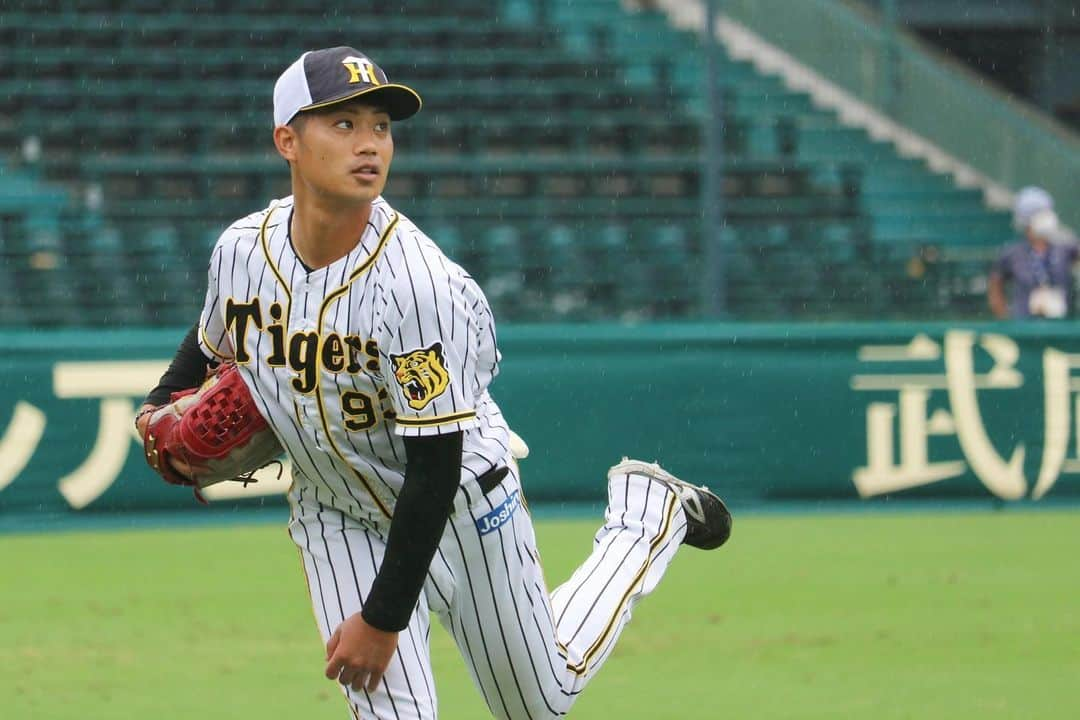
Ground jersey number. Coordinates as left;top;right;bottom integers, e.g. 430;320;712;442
342;391;377;431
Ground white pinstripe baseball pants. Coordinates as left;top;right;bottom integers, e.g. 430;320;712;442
288;463;688;720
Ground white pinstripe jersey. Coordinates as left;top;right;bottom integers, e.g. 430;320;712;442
197;195;511;522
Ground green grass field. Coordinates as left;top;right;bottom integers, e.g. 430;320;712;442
3;510;1078;719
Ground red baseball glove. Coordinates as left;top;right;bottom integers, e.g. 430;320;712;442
141;363;284;496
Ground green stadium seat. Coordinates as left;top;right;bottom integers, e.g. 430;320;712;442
649;223;696;316
722;230;785;318
0;260;26;326
135;225;177;256
24;224;63;253
811;221;860;264
0;0;1016;325
721;227;756;270
537;224;590;321
428;224;465;267
20;259;80;326
584;224;630;319
860;190;987;216
616;245;654;320
501;0;537;25
479;225;528;320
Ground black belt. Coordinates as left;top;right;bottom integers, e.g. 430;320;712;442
477;466;509;496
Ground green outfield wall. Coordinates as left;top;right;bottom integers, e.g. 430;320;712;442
1;323;1078;522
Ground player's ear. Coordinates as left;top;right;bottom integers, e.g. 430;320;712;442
274;124;299;163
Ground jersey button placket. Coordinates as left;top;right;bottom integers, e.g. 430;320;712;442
300;278;324;446
291;279;320;447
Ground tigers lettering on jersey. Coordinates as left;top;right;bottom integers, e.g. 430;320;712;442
200;195;506;521
224;297;381;393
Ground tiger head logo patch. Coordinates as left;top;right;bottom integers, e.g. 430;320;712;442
391;342;450;411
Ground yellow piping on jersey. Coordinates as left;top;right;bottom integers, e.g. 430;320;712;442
395;410;477;428
260;203;292;325
312;212;399;323
567;490;680;676
199;325;231;361
309;212;401;520
346;211;399;283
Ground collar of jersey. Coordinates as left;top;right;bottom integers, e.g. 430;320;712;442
277;197;396;282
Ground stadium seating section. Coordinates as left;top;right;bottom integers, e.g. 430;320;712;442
0;0;1011;326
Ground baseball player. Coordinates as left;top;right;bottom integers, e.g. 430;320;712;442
137;47;731;720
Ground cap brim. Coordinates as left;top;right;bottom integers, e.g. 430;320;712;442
298;84;422;121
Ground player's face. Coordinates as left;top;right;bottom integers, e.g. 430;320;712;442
289;103;394;205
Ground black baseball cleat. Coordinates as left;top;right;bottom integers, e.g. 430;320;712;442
608;458;732;550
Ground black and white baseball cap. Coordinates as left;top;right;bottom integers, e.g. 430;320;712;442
273;47;422;126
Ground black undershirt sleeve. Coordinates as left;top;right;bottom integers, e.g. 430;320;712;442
144;324;215;406
361;431;463;632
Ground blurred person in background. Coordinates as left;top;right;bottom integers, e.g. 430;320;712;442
988;187;1078;319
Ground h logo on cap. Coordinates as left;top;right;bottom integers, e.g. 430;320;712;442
343;56;380;86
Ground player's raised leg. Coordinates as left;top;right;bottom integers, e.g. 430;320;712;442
551;458;732;691
434;459;731;720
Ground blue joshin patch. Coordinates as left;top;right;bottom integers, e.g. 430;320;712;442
476;490;520;536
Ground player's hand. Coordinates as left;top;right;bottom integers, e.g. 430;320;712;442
324;612;399;694
136;404;194;479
